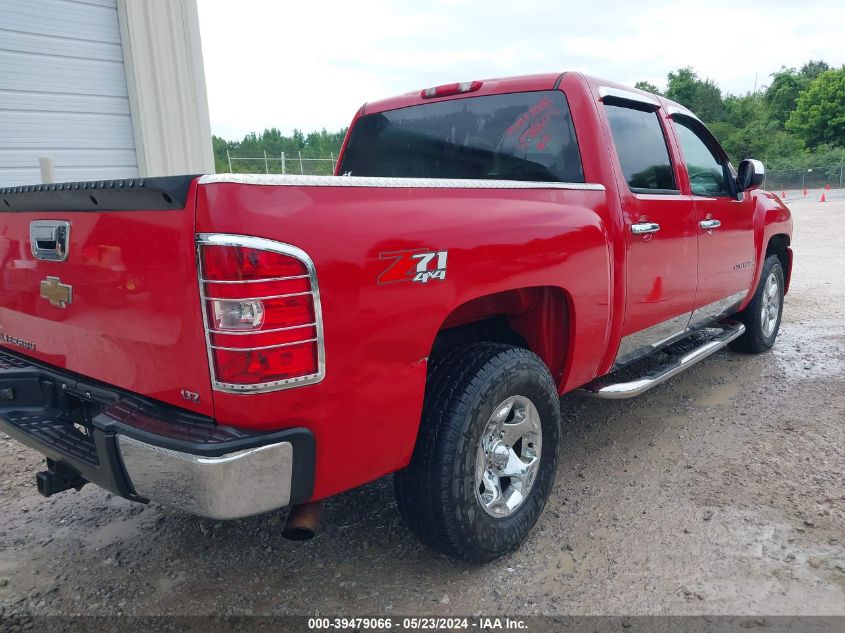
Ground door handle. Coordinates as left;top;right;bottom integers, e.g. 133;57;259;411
699;219;722;231
631;222;661;235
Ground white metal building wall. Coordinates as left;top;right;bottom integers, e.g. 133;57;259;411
0;0;139;186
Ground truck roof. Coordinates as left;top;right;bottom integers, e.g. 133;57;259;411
360;71;682;118
362;72;565;116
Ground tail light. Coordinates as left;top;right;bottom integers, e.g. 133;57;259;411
196;234;325;392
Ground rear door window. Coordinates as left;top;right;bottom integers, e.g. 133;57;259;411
339;90;584;183
604;103;678;194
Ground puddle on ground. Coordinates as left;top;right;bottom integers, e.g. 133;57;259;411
696;381;742;407
85;512;150;549
153;572;187;594
669;355;761;408
772;322;845;380
0;557;24;596
529;548;578;583
0;557;23;575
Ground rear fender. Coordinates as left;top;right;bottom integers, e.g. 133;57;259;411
196;180;612;499
435;286;572;385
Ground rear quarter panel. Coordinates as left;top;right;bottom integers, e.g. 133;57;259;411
196;181;611;499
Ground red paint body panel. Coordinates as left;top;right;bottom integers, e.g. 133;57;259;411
592;98;700;337
745;190;793;308
0;183;213;416
578;73;793;338
0;72;793;503
195;182;611;499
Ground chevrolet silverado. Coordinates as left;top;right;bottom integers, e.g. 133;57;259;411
0;72;792;562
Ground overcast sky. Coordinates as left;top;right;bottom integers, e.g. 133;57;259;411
197;0;845;140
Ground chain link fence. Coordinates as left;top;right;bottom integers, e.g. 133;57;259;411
220;152;845;189
764;161;845;191
224;150;337;176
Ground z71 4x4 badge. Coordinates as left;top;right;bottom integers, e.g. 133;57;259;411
378;249;448;285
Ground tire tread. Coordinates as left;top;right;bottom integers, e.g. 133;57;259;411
729;255;784;353
395;343;560;562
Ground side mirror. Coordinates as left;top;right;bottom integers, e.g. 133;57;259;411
737;159;765;192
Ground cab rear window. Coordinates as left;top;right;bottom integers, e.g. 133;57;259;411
338;90;584;183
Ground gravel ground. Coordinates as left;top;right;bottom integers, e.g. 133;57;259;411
0;191;843;617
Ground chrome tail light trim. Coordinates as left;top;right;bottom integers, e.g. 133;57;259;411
209;338;319;353
196;233;326;394
203;274;310;285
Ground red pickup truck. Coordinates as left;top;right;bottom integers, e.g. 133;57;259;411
0;72;792;562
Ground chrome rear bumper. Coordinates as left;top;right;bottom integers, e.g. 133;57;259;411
0;347;314;520
118;436;294;520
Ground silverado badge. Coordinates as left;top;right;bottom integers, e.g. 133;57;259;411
40;276;73;308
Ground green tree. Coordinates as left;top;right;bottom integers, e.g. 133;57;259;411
722;93;767;129
634;80;661;95
765;68;807;128
665;68;698;106
800;59;831;81
665;68;724;122
706;94;763;162
766;61;834;130
212;127;348;174
786;68;845;147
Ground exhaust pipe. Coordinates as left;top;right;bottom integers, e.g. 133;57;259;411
282;500;325;541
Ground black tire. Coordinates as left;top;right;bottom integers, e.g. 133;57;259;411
729;254;785;353
395;343;560;562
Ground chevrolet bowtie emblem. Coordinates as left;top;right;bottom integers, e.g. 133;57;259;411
40;276;73;308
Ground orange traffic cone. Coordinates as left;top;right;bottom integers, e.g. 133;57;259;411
825;183;831;190
820;191;826;202
803;188;808;196
781;191;787;198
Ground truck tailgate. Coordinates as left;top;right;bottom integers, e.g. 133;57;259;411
0;177;213;416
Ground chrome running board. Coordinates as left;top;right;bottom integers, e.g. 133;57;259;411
580;321;746;399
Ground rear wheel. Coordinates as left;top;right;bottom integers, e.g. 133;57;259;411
730;255;785;353
395;343;560;562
